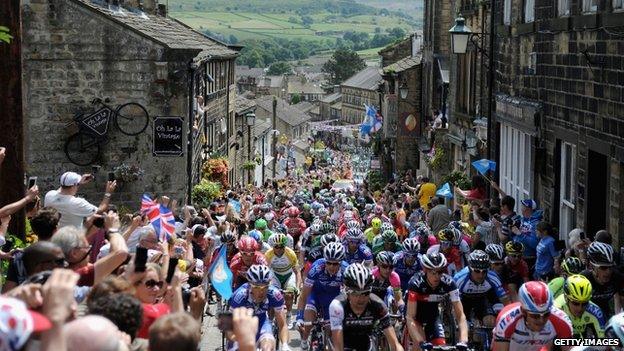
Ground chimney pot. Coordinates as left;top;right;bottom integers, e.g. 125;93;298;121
157;3;167;16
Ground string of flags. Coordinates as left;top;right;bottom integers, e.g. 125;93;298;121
141;194;175;242
359;104;383;137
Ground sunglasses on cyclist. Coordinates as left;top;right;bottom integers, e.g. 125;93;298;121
595;265;613;271
274;245;285;250
508;254;521;258
527;311;550;320
241;251;255;256
250;283;269;290
428;269;445;276
144;279;164;289
347;289;371;297
472;268;488;274
326;261;340;267
379;264;393;269
569;301;589;307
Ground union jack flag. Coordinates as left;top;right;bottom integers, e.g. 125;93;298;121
140;194;175;242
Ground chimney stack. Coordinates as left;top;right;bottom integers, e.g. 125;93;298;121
157;3;167;16
143;0;157;14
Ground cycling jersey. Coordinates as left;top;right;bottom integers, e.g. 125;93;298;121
329;293;391;351
553;294;605;338
305;246;324;264
371;266;401;303
229;252;268;288
407;272;460;321
408;232;438;254
265;247;298;276
581;269;624;316
493;302;573;351
283;217;307;241
547;276;565;300
453;266;507;299
230;282;285;341
304;258;349;318
343;243;373;265
504;256;529;287
426;245;463;276
371;236;403;256
364;227;380;245
393;251;422;291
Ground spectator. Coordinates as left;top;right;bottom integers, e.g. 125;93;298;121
493;195;521;243
564;228;589;263
455;175;488;203
427;196;450;234
405;177;436;209
148;312;201;351
86;276;135;307
22;241;66;277
44;171;117;229
534;221;559;281
513;199;542;271
88;292;144;347
52;224;128;286
472;206;494;245
65;315;130;351
232;307;260;351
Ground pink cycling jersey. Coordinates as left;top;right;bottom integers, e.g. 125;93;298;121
372;267;401;290
493;302;573;351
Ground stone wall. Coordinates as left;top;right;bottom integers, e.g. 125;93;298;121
22;0;192;207
396;66;423;173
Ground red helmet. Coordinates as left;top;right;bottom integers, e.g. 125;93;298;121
519;281;553;313
237;236;259;252
374;205;384;215
288;206;300;217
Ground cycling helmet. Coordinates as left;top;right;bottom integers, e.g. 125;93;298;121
343;210;354;221
468;250;491;270
270;233;288;248
288;206;300;217
505;241;524;255
320;222;334;234
374;205;384;215
518;281;552;313
381;230;398;243
221;231;237;244
420;252;447;270
448;221;462;231
436;228;455;242
346;220;360;230
310;222;322;235
413;226;431;238
318;207;329;217
450;227;463;246
344;202;354;211
371;217;382;230
344;263;373;291
255;218;267;230
402;238;421;254
376;251;395;266
605;313;624;344
587;241;614;266
485;244;505;262
560;257;584;275
247;230;263;245
320;233;339;247
284;200;293;208
345;228;364;242
323;242;345;261
563;274;592;303
303;203;311;211
237;236;259;252
380;222;394;233
246;264;271;285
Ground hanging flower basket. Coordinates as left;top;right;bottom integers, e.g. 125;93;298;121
201;157;229;188
242;161;256;171
113;164;145;183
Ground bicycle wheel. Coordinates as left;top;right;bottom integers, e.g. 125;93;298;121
114;102;149;136
64;133;101;166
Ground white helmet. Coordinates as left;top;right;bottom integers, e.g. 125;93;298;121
344;263;373;291
246;264;271;285
420;252;447;270
323;242;345;261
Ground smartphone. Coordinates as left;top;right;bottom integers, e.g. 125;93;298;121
217;311;233;332
28;176;37;189
93;217;105;228
135;247;148;273
166;258;179;284
107;172;115;182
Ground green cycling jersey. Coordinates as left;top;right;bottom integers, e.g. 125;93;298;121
548;276;565;300
553;294;605;338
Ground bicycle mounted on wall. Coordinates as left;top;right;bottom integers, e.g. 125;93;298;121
64;98;149;166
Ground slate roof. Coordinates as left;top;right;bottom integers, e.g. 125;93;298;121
383;55;422;74
254;119;272;137
341;67;382;91
287;79;324;95
235;95;257;115
255;96;311;126
72;0;237;59
321;92;342;103
236;65;265;79
257;76;285;89
293;101;315;113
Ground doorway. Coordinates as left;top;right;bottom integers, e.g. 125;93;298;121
586;150;608;239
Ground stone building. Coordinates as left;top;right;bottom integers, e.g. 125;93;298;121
21;0;237;206
256;76;286;98
340;67;382;125
233;95;257;186
286;76;325;102
319;92;342;122
254;96;311;141
491;0;624;243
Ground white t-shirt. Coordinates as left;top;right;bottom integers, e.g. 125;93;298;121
44;190;98;229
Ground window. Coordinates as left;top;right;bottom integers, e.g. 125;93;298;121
583;0;598;12
559;141;576;240
504;0;512;24
499;124;533;212
525;0;535;22
558;0;570;16
614;0;624;10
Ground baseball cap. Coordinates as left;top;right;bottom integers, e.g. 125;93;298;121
521;199;537;210
60;171;81;187
0;297;52;350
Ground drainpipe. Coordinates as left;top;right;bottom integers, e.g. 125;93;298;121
187;60;196;204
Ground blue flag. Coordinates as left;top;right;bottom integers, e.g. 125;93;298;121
472;159;497;175
208;245;233;300
436;182;454;198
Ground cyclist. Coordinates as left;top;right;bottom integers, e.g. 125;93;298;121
365;217;383;246
393;237;422;292
553;274;605;338
301;203;315;226
371;251;404;311
581;241;623;316
229;265;289;351
366;204;390;225
304;233;339;275
605;313;624;348
297;242;348;351
230;236;268;289
254;218;272;242
298;221;322;264
406;252;469;351
209;230;238;267
372;230;403;256
548;256;585;299
503;241;530;300
329;263;404;351
268;230;294;250
283;206;307;247
427;228;463;275
337;217;359;238
343;228;373;267
493;281;573;351
453;250;510;327
265;233;301;327
409;225;437;254
248;229;271;254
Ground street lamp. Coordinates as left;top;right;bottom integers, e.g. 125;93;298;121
449;17;473;54
246;112;256;185
399;81;409;99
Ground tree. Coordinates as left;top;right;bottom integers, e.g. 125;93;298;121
0;26;13;44
322;48;366;85
290;93;301;104
301;15;314;26
267;61;292;75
